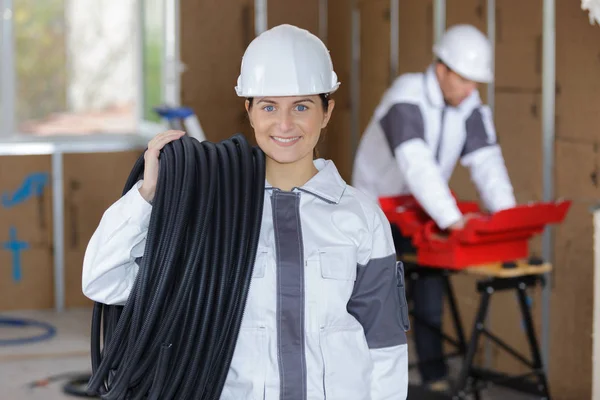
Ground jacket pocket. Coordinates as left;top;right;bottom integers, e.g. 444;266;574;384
317;246;358;318
220;327;267;400
242;248;270;329
319;326;372;400
396;261;410;332
319;246;357;281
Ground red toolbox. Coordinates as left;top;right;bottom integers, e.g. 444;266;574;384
379;194;480;237
379;195;572;269
412;201;572;269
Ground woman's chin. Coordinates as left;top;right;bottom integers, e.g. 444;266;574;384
266;151;302;165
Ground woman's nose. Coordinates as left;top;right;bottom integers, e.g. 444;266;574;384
278;112;294;132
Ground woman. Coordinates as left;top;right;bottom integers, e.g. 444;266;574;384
82;24;409;400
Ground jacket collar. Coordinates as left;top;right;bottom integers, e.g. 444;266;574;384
265;159;346;204
424;64;445;109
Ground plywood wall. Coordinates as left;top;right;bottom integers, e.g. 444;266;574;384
63;151;143;308
443;1;597;398
0;150;142;311
180;0;254;145
0;156;53;310
334;0;596;398
550;1;600;397
325;0;353;181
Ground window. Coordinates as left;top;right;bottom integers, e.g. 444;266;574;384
142;0;164;123
4;0;171;137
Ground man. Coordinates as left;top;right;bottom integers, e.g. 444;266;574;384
352;24;516;390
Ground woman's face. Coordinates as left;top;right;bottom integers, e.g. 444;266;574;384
246;95;334;165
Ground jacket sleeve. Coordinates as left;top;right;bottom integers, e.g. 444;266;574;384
381;103;463;229
348;205;409;400
81;181;152;306
460;106;517;212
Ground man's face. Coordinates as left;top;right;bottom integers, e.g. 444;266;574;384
435;63;478;107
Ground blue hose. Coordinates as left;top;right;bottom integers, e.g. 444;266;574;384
0;316;56;346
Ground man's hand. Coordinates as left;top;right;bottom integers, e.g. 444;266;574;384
447;213;481;231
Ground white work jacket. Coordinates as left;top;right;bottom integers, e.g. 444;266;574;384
82;159;409;400
352;64;516;229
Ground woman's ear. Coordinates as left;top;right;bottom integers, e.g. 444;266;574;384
321;99;335;129
245;99;254;128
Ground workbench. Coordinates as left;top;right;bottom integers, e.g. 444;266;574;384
402;255;552;400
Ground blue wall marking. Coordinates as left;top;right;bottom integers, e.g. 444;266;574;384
2;226;29;282
2;172;49;209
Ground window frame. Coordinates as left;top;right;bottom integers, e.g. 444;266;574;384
0;0;180;140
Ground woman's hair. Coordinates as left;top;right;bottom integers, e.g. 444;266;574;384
247;93;330;112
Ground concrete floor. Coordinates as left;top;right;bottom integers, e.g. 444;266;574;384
0;309;92;400
0;309;540;399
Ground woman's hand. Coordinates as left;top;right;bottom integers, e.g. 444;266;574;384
138;130;185;203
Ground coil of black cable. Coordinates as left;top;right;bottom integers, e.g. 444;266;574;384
86;133;266;400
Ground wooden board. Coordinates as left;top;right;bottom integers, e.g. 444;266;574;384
398;0;432;76
63;151;143;308
180;0;252;144
400;254;551;277
268;0;319;34
464;261;551;278
550;202;594;399
321;0;352;181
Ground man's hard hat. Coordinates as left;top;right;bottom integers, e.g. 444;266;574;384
433;24;493;83
235;24;340;97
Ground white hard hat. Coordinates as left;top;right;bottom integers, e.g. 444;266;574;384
433;24;493;83
235;24;340;97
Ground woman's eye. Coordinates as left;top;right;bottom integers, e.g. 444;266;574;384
295;105;308;112
263;105;275;112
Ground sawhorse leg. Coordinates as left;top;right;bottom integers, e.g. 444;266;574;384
516;282;551;399
452;275;552;400
452;287;491;399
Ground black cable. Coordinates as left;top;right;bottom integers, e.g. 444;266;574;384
86;134;266;400
62;374;97;398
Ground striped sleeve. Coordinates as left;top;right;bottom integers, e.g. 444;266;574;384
460;105;516;212
348;205;409;399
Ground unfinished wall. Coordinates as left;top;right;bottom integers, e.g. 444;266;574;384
0;150;140;311
63;151;142;308
358;0;390;138
549;1;600;397
0;156;53;310
349;0;596;397
325;0;352;181
180;0;254;145
446;1;596;398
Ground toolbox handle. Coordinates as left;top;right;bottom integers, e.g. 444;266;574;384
421;220;454;242
419;215;485;244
